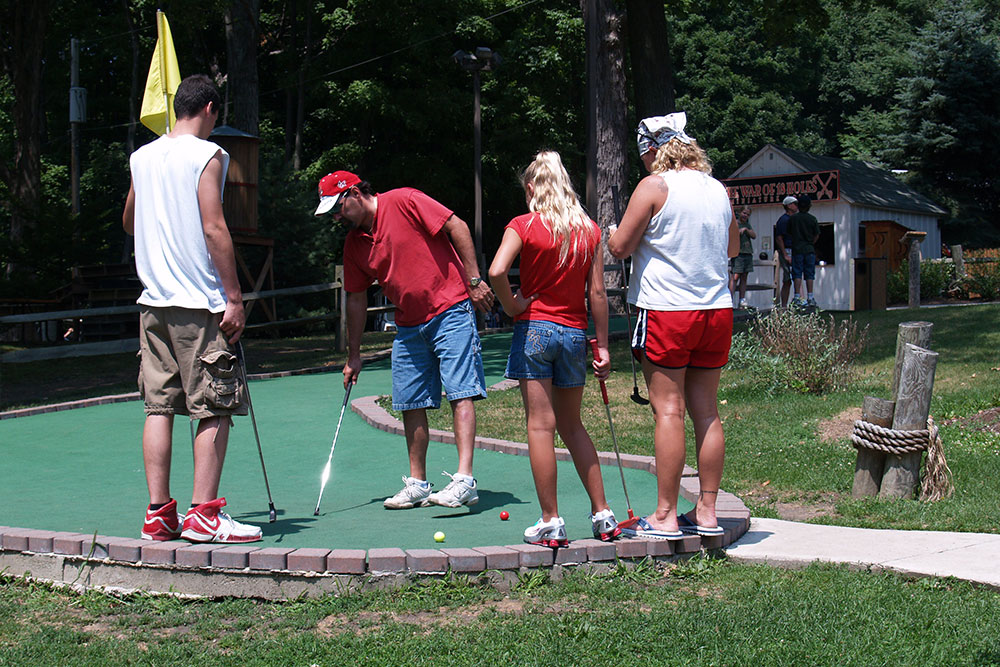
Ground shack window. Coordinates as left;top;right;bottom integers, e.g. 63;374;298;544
816;222;835;266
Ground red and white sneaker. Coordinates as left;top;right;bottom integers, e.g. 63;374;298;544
141;499;184;541
180;498;262;543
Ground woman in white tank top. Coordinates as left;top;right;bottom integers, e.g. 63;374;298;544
607;112;739;540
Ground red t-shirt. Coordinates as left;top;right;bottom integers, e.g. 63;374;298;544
506;212;601;329
343;188;469;327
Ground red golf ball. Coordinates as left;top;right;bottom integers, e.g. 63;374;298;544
499;511;509;521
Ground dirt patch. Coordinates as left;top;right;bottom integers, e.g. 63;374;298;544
742;489;840;522
943;407;1000;435
817;407;861;443
773;498;838;521
316;599;530;637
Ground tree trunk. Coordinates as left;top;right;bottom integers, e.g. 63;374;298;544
583;0;628;228
293;3;312;171
225;0;261;136
0;0;47;280
625;0;675;121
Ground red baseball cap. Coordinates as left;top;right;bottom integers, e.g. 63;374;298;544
314;170;361;216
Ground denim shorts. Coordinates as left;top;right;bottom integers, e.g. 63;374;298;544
791;252;816;281
391;300;487;411
505;320;588;388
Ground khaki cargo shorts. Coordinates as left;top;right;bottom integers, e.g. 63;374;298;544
138;306;248;419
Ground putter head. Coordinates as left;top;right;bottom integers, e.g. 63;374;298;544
631;388;650;406
313;510;320;516
269;504;277;523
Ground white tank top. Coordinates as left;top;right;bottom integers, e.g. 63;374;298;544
130;134;231;312
628;169;733;311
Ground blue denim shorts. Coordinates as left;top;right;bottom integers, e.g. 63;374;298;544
791;252;816;281
505;320;588;388
391;300;487;411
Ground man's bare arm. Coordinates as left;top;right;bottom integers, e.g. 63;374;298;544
442;214;494;312
123;182;136;235
199;152;244;344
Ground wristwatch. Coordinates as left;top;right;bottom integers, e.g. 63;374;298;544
469;277;483;288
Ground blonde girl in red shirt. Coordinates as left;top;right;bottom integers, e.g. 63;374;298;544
489;150;619;546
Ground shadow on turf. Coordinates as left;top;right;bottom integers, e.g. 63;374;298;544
426;490;530;518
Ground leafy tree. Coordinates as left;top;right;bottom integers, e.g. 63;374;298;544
884;2;1000;246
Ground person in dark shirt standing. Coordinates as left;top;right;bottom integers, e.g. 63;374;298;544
773;196;797;308
787;194;820;309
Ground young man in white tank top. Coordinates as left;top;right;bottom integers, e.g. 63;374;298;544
123;74;261;544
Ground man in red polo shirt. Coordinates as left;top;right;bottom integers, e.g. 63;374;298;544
314;171;494;509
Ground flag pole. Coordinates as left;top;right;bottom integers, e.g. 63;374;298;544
157;10;170;134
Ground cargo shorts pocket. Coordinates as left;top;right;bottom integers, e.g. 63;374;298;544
199;350;241;410
136;350;145;400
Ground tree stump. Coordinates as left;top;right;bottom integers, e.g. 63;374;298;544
852;396;895;497
880;344;938;498
892;321;933;398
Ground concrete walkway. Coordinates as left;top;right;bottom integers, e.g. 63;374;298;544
727;518;1000;588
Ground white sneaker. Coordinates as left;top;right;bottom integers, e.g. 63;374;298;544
738;298;749;309
383;476;431;509
180;498;262;543
590;508;621;541
426;471;479;508
524;516;568;547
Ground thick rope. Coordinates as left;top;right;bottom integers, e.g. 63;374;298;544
850;419;934;455
850;415;954;501
919;416;954;502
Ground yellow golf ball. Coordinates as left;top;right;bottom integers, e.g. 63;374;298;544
433;531;445;543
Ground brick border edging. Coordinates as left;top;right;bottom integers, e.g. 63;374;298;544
0;352;750;599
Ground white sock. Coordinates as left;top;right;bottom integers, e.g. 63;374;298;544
454;473;475;485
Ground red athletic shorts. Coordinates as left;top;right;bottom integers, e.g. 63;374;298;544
632;307;733;369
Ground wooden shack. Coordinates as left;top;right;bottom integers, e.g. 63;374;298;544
723;145;947;311
210;125;259;234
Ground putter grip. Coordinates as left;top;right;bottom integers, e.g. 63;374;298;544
588;338;610;405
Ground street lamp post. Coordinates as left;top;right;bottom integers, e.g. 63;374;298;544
452;47;500;279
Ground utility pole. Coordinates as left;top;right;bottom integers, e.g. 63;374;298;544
69;37;85;217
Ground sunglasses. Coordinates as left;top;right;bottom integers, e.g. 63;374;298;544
331;189;352;215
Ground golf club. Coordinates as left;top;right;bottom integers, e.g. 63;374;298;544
235;342;278;523
610;184;649;406
589;338;639;530
314;381;353;516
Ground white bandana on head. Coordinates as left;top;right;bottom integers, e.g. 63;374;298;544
636;112;694;156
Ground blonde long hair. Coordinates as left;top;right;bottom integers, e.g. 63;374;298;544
650;136;713;174
520;151;592;268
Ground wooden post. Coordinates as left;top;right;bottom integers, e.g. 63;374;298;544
950;244;965;279
880;343;938;498
852;396;895;497
891;321;933;398
902;231;926;309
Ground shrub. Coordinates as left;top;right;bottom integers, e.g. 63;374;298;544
887;259;953;303
729;309;869;394
963;259;1000;300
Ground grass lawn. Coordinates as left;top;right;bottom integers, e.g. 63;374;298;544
3;559;999;665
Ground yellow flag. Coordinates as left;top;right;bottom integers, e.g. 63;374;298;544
139;11;181;136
